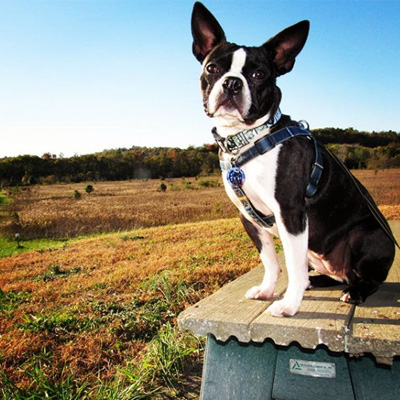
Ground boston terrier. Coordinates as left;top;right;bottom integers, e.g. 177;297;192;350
191;2;396;317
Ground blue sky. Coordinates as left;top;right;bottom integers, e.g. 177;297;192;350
1;0;399;157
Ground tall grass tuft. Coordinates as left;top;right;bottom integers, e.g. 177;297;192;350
1;365;88;400
117;323;202;399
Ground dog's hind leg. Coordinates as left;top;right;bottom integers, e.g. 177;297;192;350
340;282;379;304
340;223;395;304
240;215;280;300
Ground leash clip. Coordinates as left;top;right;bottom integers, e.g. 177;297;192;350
212;128;229;153
216;139;229;153
212;127;236;154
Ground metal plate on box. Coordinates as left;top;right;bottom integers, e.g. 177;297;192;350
290;359;336;379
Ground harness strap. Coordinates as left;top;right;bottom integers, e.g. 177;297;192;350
306;136;324;197
219;159;276;228
234;126;323;198
231;186;276;228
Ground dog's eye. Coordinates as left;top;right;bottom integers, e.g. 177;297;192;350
206;64;220;74
251;70;266;80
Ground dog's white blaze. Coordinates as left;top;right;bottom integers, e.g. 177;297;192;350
207;48;252;129
230;48;247;73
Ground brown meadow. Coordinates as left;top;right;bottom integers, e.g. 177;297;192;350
1;178;236;239
2;169;400;240
1;219;259;398
0;169;399;398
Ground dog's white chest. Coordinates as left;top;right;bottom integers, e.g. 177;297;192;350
221;145;281;232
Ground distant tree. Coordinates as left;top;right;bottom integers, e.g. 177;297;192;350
85;185;94;194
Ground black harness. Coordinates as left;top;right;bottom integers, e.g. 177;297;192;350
214;122;399;249
213;124;324;228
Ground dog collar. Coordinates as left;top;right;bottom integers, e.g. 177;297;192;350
212;108;282;154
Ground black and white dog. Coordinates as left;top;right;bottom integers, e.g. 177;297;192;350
191;2;396;317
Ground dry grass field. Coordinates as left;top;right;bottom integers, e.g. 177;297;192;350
0;218;259;399
0;169;399;398
1;169;400;241
0;178;236;239
352;169;400;220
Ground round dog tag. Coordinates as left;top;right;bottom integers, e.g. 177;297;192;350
227;167;245;188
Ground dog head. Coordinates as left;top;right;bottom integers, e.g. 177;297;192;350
191;2;309;134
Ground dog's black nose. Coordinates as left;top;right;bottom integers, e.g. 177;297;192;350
223;77;243;95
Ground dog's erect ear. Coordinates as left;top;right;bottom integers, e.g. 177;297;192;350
264;20;310;76
191;2;226;63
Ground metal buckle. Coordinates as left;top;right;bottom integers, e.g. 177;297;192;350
298;120;310;130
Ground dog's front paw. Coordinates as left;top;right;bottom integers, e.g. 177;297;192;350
266;299;300;317
245;285;275;300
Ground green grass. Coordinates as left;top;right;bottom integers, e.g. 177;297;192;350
0;289;32;315
0;361;89;400
1;190;68;258
32;264;82;282
0;236;68;258
0;191;12;207
1;189;70;258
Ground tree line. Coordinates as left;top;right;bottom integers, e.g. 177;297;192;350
0;145;220;187
1;128;399;187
